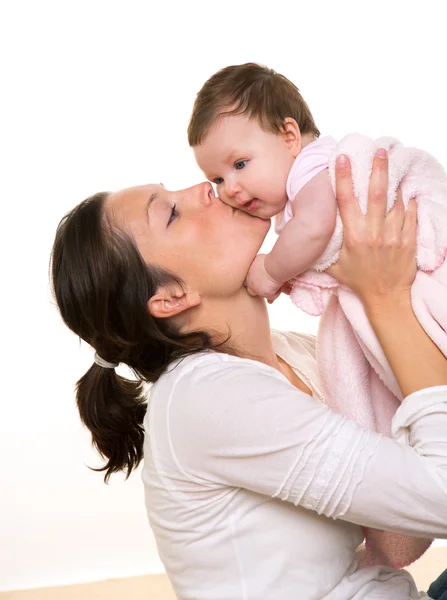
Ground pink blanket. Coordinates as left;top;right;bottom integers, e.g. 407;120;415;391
290;134;447;568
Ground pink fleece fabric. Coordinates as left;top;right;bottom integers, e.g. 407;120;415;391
288;134;447;568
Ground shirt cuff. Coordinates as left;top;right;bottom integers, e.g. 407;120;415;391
405;385;447;399
391;385;447;443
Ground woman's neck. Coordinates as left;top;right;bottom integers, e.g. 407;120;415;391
181;290;312;394
186;290;279;368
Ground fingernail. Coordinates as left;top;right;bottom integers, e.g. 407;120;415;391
337;154;347;167
377;148;387;159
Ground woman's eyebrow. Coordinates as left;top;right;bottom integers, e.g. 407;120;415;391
146;192;158;223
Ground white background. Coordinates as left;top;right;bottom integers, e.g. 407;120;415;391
1;0;446;591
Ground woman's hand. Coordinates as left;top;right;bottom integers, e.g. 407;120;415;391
328;149;447;397
327;149;418;312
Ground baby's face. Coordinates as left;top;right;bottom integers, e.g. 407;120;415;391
194;114;295;220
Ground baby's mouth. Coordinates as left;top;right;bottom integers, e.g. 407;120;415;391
243;198;259;211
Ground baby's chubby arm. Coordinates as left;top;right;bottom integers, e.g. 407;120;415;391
264;169;337;284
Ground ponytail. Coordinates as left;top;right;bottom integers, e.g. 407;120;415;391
51;191;217;482
77;364;146;482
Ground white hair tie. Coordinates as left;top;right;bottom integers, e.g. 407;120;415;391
94;352;119;369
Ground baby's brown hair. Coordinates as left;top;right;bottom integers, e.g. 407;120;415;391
187;63;320;147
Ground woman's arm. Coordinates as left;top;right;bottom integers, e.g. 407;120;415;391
169;361;447;538
328;150;447;396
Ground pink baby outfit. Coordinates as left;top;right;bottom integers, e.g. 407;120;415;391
278;133;447;568
277;136;337;233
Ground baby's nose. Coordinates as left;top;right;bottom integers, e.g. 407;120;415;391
225;180;241;197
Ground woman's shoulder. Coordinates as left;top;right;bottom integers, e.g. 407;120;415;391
146;350;291;429
147;331;317;401
154;336;306;391
158;349;279;388
271;329;317;359
147;351;255;389
271;330;323;399
155;332;315;386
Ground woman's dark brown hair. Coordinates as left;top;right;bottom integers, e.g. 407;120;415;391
51;192;216;482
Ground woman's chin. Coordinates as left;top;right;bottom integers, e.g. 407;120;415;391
253;217;271;243
257;222;271;246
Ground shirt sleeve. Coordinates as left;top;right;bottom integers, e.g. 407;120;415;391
168;360;447;538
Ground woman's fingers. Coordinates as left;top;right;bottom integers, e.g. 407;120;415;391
391;186;405;222
329;147;418;303
366;149;388;232
402;198;418;248
334;154;362;230
384;186;405;241
335;149;390;236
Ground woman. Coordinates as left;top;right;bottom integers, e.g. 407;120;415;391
51;152;447;599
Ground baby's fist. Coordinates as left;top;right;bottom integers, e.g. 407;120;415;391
245;254;283;302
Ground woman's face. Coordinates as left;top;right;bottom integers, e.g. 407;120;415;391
106;182;271;299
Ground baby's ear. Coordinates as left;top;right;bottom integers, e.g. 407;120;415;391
282;118;302;158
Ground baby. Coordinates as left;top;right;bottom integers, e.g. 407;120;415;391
189;62;337;302
188;62;447;569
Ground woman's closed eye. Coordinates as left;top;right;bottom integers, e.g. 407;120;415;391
168;203;178;226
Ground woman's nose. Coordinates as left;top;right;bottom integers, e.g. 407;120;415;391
179;182;214;207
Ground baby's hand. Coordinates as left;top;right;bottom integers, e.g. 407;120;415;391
245;254;283;302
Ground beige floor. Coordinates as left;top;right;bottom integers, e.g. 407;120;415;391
2;547;446;599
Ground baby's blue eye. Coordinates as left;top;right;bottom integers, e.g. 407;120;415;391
235;160;247;170
213;177;224;185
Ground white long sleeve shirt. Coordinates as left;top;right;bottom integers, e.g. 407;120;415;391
142;330;447;599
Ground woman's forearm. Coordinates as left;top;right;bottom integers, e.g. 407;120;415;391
365;292;447;397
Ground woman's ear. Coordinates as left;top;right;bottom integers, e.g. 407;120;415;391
147;284;201;319
282;117;302;158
